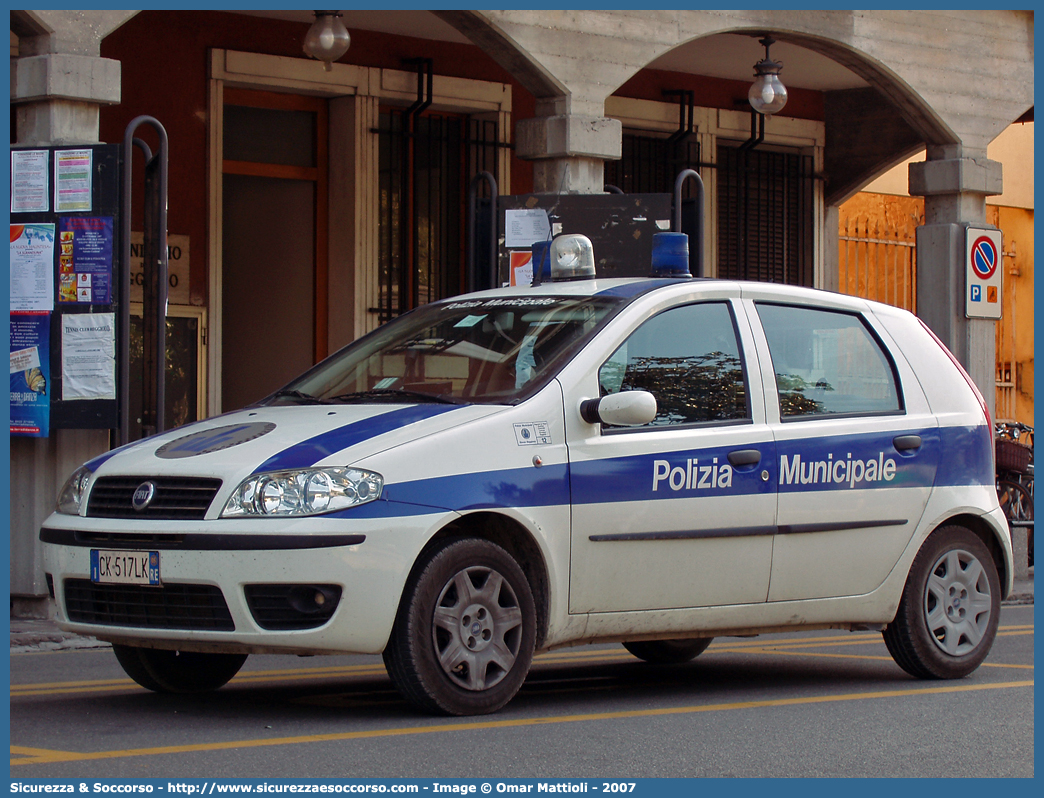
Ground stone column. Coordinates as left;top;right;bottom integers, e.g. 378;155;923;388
10;11;135;143
515;98;622;194
909;146;1003;417
9;10;137;618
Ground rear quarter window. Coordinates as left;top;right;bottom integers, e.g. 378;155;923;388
755;303;902;420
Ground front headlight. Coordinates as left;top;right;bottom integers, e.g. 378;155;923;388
57;466;92;515
221;467;383;518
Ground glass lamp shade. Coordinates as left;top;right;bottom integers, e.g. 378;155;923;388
303;12;351;72
748;71;788;115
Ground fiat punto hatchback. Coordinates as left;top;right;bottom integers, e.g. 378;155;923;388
42;234;1012;715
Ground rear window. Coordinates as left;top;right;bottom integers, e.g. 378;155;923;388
755;303;901;419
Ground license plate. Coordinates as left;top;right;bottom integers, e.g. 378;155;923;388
90;550;161;585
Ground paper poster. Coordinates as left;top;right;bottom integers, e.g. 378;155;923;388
510;251;534;287
505;208;551;248
58;217;114;304
10;312;51;437
11;149;50;213
61;312;116;401
10;223;55;312
54;148;93;212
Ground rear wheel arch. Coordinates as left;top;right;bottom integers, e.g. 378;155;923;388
934;513;1010;598
884;523;1002;678
414;511;551;649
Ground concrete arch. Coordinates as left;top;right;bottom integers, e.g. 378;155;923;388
637;26;959;204
440;9;1032;156
663;27;960;149
433;10;568;106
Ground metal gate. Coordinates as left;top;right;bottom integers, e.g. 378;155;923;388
838;213;918;313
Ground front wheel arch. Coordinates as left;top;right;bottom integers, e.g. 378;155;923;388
383;536;537;715
418;511;551;649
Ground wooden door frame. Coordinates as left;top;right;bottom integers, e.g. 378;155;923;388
220;87;330;366
206;49;513;416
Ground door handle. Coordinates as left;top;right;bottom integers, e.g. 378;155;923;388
728;449;762;467
893;435;922;451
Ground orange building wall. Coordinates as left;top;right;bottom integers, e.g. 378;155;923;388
838;194;1034;427
991;205;1034;425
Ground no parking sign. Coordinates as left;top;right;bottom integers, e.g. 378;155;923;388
965;227;1002;319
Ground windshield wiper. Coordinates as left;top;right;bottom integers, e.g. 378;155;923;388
267;389;330;405
326;388;461;405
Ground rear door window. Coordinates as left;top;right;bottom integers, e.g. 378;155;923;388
755;303;901;419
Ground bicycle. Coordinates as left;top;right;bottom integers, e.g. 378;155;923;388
996;421;1033;567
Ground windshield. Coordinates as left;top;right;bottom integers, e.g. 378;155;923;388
265;294;623;406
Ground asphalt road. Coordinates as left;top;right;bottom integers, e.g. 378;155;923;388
10;604;1034;779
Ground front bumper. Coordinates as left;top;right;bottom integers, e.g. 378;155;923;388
40;508;452;655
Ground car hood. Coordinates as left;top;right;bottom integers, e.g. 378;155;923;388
83;403;504;484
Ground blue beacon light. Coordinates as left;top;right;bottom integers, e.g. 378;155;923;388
650;232;692;278
531;240;553;285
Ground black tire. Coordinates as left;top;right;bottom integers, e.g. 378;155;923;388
383;538;536;716
112;644;247;693
883;526;1000;679
622;638;713;664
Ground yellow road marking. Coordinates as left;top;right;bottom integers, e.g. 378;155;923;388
10;679;1033;767
11;746;82;766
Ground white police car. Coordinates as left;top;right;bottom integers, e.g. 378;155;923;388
41;233;1012;716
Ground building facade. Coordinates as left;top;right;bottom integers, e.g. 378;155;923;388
9;9;1034;615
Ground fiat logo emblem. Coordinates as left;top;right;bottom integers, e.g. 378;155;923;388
132;481;157;511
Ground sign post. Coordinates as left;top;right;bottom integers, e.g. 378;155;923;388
965;227;1002;320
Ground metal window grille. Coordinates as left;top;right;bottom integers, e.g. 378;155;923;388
377;112;498;322
717;144;814;286
604;132;701;196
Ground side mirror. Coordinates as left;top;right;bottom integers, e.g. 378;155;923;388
580;391;657;427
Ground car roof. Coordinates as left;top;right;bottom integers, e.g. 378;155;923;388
444;277;885;316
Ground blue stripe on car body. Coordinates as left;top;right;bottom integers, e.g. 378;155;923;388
84;437;159;472
570;443;776;505
775;425;991;492
253;405;462;474
344;424;988;519
378;463;571;512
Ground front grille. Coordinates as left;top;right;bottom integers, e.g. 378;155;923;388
63;579;235;631
244;584;342;630
87;476;222;520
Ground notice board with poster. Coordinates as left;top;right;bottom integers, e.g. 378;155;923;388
9;144;122;436
498;194;674;287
